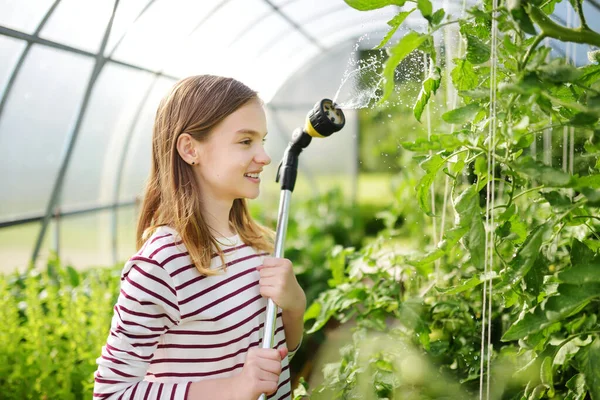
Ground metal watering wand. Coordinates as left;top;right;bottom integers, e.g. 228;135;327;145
258;99;345;400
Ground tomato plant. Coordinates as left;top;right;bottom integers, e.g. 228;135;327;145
298;0;600;398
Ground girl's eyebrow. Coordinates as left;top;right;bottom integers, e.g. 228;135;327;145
236;129;268;138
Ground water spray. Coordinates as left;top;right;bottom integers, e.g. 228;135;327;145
258;99;345;400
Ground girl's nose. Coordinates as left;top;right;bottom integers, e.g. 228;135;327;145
255;146;271;166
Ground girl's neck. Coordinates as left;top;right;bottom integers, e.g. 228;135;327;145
200;198;236;238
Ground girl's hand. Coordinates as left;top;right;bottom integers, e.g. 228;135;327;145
232;347;288;400
256;257;306;314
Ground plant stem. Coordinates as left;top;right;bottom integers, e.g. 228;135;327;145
520;34;547;71
584;222;600;240
513;186;546;201
572;215;600;223
492;186;546;210
574;0;589;30
527;4;600;47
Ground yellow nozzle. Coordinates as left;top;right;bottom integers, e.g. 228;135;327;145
304;99;345;138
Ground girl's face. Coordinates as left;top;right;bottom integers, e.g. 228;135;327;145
195;99;271;202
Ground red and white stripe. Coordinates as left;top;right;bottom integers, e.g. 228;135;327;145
94;226;298;400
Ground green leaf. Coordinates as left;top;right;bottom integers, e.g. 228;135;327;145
327;245;352;287
304;301;322;322
540;356;554;395
502;306;548;341
542;191;572;208
417;0;432;18
344;0;407;11
381;31;429;103
502;223;550;289
451;59;478;91
565;374;587;398
576;338;600;400
442;103;482;124
463;211;485;269
510;6;537;35
571;174;600;190
554;337;593;366
430;8;445;25
514;156;573;187
544;283;600;322
435;271;496;295
417;154;445;216
414;66;441;122
571;239;598;267
569;112;599;126
538;61;584;83
558;264;600;284
375;9;416;49
465;34;490;64
503;284;600;341
401;132;466;152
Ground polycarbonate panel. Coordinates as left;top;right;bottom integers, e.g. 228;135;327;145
161;0;271;78
111;0;224;71
280;0;346;25
224;11;295;100
0;0;54;33
116;205;138;263
0;45;94;220
60;64;153;209
0;35;26;94
318;21;391;49
105;0;151;56
240;32;320;102
119;76;176;202
0;220;52;272
59;210;113;269
40;0;114;53
269;0;299;5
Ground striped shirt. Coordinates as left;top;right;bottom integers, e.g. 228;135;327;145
94;226;300;399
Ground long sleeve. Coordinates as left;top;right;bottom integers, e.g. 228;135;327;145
93;258;190;400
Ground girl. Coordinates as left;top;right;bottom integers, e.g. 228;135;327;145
93;75;306;400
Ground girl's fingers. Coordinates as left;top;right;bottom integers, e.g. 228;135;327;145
256;266;278;277
259;277;278;287
278;347;288;359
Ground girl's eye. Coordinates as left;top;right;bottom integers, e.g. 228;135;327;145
241;139;252;145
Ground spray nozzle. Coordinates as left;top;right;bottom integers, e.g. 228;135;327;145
304;98;345;138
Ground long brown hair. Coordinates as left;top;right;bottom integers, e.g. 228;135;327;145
136;75;274;275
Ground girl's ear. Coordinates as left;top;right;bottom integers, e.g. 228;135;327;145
176;133;199;165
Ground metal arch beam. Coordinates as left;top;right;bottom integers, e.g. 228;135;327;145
0;25;180;80
260;0;326;52
106;0;157;58
0;200;137;229
255;3;347;56
31;0;121;266
0;0;62;123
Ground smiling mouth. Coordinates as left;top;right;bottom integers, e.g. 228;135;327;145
244;173;261;182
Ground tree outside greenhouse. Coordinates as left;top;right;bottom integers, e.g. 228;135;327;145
1;0;600;399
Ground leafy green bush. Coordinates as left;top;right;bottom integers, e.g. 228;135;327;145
0;256;120;399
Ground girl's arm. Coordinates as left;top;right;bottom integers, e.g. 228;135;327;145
282;299;306;359
93;259;190;399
